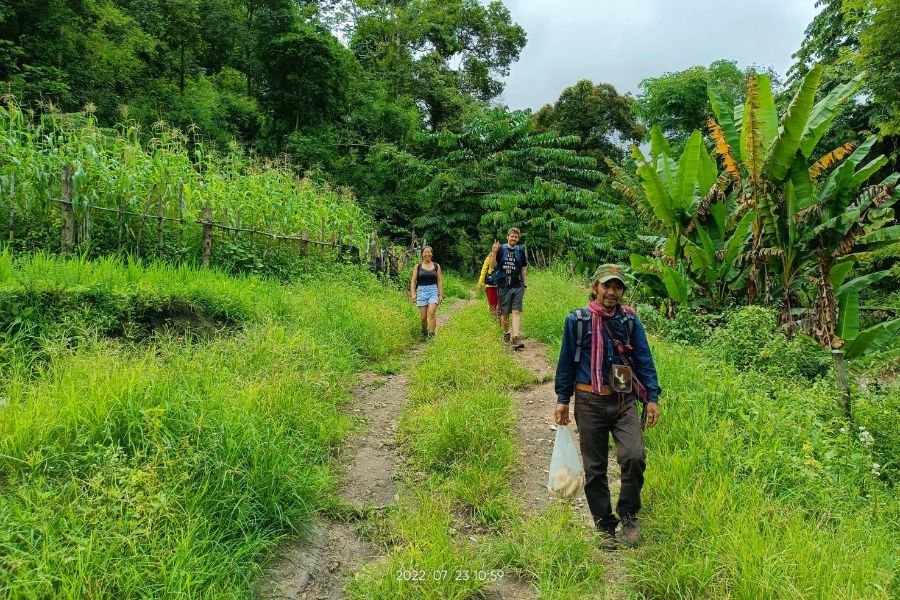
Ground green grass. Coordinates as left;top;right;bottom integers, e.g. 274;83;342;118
487;504;606;599
440;271;474;301
354;300;614;599
524;267;588;358
0;251;416;598
346;492;490;600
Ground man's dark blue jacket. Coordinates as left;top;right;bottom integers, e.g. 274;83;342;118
555;306;661;405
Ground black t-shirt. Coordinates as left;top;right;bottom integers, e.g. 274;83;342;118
494;244;527;288
416;263;439;287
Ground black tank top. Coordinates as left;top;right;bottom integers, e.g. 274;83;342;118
416;263;439;287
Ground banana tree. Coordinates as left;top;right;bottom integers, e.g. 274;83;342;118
682;204;755;308
624;127;733;308
631;127;719;262
707;65;866;306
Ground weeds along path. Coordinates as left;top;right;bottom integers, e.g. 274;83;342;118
258;300;467;600
510;338;629;598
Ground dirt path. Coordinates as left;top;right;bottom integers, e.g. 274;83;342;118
509;337;628;599
257;302;465;600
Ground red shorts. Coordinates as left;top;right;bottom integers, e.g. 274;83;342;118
485;286;499;310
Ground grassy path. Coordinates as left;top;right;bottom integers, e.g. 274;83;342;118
258;301;467;599
339;299;609;599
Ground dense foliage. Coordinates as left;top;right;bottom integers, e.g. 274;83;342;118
613;70;900;361
0;100;370;278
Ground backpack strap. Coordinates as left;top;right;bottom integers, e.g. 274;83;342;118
572;308;592;363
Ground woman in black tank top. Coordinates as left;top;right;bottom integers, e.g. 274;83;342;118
409;246;443;339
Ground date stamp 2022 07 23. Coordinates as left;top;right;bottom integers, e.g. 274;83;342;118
396;569;505;582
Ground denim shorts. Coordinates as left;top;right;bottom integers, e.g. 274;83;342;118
416;284;439;306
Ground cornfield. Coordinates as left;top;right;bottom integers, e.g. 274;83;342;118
0;99;372;276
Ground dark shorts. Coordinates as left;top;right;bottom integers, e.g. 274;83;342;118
498;286;525;314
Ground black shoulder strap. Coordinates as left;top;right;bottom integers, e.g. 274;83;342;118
603;310;636;352
573;308;591;363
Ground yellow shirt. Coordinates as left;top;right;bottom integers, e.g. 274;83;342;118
478;254;495;288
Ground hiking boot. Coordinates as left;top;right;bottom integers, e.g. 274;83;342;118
427;331;436;341
512;336;525;350
620;518;640;547
598;528;617;551
503;332;511;344
421;328;428;340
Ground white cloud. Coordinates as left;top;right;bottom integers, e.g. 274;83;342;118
498;0;820;110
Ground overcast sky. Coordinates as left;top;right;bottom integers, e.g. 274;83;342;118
497;0;820;111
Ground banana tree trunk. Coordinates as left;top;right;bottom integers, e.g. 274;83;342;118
779;291;795;336
813;258;840;349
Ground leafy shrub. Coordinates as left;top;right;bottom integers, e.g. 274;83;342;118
440;271;472;300
707;306;829;380
755;332;831;379
854;387;900;485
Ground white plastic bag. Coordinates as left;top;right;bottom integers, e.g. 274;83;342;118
547;424;585;499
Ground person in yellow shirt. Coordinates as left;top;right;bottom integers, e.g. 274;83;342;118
477;250;500;319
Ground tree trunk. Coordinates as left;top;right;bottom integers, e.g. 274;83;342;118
813;258;840;349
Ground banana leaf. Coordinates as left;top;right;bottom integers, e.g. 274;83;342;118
800;72;865;158
756;74;779;150
708;87;741;161
764;65;822;181
842;318;900;360
837;290;860;340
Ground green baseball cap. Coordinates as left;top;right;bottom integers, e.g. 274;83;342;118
593;264;627;287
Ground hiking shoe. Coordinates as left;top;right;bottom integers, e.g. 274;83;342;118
598;529;617;551
620;518;640;547
512;336;525;350
421;328;428;340
427;331;436;341
503;332;511;344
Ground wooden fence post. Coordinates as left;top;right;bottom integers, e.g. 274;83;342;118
177;182;185;258
135;195;151;259
157;192;165;257
7;172;14;242
301;229;309;258
60;165;75;253
832;349;852;419
117;193;126;251
369;233;378;272
202;206;213;267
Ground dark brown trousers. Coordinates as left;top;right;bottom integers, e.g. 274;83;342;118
573;389;646;533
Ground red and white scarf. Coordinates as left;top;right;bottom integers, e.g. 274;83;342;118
586;300;635;394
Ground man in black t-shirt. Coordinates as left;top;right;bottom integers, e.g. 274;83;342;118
489;227;528;350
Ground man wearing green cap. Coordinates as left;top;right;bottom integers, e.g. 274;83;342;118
554;264;661;549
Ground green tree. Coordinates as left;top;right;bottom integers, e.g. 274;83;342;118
347;0;526;130
417;108;605;268
531;79;644;168
633;60;750;149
